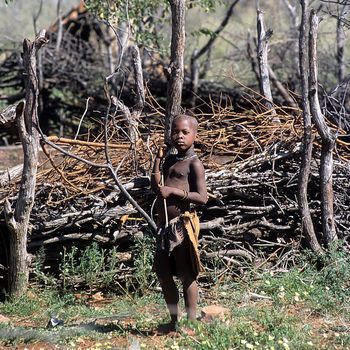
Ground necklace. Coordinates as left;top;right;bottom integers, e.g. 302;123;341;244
175;153;197;161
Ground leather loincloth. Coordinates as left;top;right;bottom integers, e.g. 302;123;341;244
156;211;204;276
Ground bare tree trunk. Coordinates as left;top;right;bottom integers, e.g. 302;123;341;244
247;32;297;109
111;45;144;171
256;8;276;116
106;22;129;75
32;0;43;36
336;4;346;84
131;46;145;127
190;45;213;107
4;31;48;298
130;45;144;170
112;45;144;144
309;10;337;245
164;0;185;145
297;0;322;253
199;45;213;80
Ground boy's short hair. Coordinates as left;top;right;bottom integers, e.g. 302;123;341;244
172;114;198;133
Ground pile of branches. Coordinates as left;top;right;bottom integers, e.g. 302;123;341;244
1;102;350;282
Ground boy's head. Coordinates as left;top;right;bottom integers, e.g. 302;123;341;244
172;114;198;132
171;114;198;153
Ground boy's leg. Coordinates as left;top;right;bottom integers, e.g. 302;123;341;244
182;277;198;321
159;275;180;326
174;238;198;321
154;250;180;327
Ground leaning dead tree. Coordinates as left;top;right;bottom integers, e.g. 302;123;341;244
297;0;322;253
111;45;145;170
246;34;297;109
256;7;276;117
4;31;48;298
309;9;337;245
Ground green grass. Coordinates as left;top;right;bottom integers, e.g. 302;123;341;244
0;246;349;349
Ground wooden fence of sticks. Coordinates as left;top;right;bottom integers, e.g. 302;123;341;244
1;100;350;288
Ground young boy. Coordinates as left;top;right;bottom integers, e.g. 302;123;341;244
151;114;208;333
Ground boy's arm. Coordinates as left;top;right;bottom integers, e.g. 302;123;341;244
187;160;208;205
151;145;167;191
151;157;162;191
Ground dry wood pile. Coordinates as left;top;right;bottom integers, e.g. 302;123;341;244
1;102;350;281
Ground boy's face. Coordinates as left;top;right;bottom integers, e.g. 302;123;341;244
171;118;197;153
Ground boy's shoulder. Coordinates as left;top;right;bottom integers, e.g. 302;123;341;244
190;156;205;171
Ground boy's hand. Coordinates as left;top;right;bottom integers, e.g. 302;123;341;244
156;144;168;159
158;185;172;199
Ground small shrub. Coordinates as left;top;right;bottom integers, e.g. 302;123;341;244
59;242;120;291
0;294;39;317
32;246;56;288
132;234;156;294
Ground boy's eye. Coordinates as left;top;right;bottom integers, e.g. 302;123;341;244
172;129;190;136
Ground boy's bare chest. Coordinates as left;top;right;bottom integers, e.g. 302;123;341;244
166;162;190;181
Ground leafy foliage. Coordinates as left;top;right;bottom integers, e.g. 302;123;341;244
56;237;157;294
188;0;221;12
59;243;120;291
83;0;224;49
84;0;169;48
132;235;156;293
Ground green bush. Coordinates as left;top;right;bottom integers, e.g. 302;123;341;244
59;242;119;291
32;246;56;288
132;234;157;294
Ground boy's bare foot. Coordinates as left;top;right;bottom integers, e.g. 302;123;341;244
154;320;198;337
154;322;178;336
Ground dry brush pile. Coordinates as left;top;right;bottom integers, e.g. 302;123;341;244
1;101;350;284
